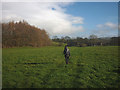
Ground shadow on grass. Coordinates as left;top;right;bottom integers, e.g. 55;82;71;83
112;66;120;74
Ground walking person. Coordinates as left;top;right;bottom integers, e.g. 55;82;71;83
63;45;70;64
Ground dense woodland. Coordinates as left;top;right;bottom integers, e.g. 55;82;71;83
2;21;51;48
52;35;120;47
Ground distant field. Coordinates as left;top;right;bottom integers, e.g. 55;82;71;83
2;46;120;88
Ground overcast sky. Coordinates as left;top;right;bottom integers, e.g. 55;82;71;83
2;1;118;38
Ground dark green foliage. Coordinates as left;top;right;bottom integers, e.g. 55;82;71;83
52;36;120;47
2;46;119;88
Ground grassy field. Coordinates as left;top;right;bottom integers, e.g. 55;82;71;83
2;46;120;88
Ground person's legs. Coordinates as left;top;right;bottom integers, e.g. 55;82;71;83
66;57;69;64
65;57;67;64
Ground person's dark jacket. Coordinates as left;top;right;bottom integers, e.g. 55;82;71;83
64;47;70;58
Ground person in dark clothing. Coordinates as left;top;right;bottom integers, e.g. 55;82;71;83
63;45;70;64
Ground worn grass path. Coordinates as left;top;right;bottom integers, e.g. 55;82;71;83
2;46;120;88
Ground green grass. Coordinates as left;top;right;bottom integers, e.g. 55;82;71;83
2;46;120;88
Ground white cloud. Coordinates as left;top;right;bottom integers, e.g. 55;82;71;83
96;22;117;30
93;22;118;37
71;17;84;24
2;2;84;36
105;22;117;29
96;24;103;28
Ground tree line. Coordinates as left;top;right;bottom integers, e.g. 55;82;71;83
2;20;51;48
52;35;120;47
1;20;119;48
